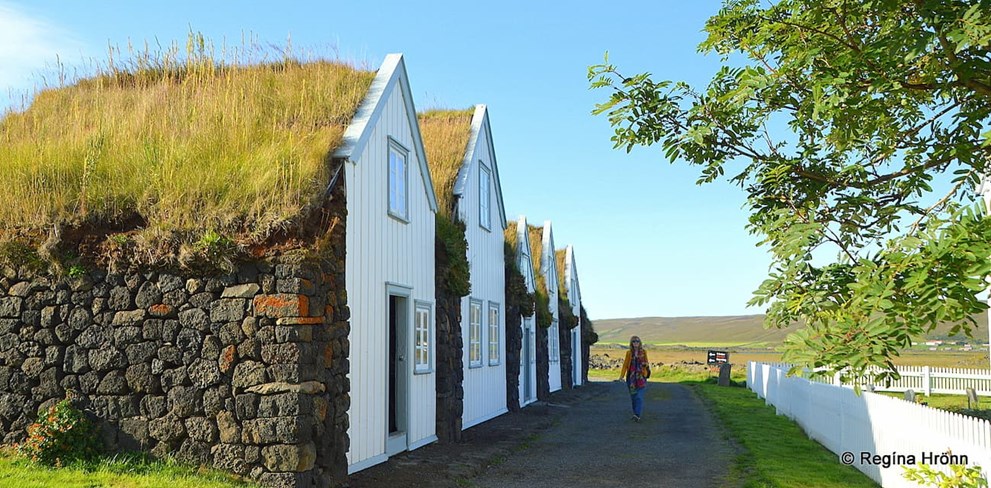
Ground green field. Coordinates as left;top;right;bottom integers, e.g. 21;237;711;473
878;392;991;421
594;312;991;348
591;344;989;370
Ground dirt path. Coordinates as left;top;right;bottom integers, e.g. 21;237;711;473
348;379;736;487
472;379;736;487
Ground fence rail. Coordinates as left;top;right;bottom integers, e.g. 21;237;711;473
748;361;991;487
818;365;991;396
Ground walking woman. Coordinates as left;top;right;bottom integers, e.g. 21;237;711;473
617;335;650;421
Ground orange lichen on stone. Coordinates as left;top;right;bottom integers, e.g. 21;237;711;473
253;294;309;318
149;303;173;317
219;345;237;373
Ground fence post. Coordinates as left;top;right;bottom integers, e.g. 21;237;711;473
923;366;931;396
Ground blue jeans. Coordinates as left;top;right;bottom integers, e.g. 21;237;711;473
630;386;645;417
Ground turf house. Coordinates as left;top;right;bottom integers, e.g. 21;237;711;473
0;41;598;486
527;222;562;396
419;105;509;433
505;217;538;408
0;50;441;488
335;54;440;474
558;246;583;388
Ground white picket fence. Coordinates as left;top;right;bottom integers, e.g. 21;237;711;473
748;361;991;487
815;365;991;396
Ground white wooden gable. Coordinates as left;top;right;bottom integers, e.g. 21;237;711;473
565;245;581;313
451;105;508;229
334;53;438;212
542;221;558;298
515;216;536;295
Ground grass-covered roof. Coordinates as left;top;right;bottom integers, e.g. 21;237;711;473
555;249;568;299
417;109;474;218
505;221;519;255
527;224;554;327
527;225;547;293
0;46;375;265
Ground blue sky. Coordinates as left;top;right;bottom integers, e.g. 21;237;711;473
0;1;774;320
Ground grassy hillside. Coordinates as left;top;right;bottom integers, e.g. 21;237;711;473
596;312;991;347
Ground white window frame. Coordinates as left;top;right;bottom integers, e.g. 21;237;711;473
468;299;483;368
413;301;432;374
388;138;409;222
488;302;500;366
478;163;491;231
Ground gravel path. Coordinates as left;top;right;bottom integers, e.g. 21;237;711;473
471;379;737;487
348;379;737;487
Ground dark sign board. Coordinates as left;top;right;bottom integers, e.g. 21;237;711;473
707;350;729;364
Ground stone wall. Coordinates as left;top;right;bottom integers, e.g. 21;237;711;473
535;326;549;400
580;308;595;385
581;339;590;385
433;285;463;442
503;307;522;412
0;253;349;487
559;325;573;390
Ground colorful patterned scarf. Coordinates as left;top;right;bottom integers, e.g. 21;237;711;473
627;348;648;392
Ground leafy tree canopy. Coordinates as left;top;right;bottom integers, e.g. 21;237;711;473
590;0;991;381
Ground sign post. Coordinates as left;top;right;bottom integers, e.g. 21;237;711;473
707;350;732;386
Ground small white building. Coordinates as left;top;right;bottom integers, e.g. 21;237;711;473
562;245;583;387
529;222;562;393
419;105;508;430
508;217;538;408
334;53;439;473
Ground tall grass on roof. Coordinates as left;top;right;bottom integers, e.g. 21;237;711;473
504;221;535;318
528;225;553;328
418;109;473;218
555;249;579;329
0;35;374;268
504;221;520;256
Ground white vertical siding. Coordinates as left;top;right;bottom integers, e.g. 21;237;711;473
567;248;583;387
516;217;538;408
346;83;436;471
544;224;562;393
458;122;508;429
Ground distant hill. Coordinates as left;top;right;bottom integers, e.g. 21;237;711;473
595;312;991;347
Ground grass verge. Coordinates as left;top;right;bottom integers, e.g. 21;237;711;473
0;450;256;488
689;380;877;487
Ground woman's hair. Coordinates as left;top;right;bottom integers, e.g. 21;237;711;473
629;336;641;349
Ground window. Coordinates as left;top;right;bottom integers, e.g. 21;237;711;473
388;140;408;220
488;303;500;366
414;302;432;373
550;319;559;363
468;300;482;367
479;164;491;230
